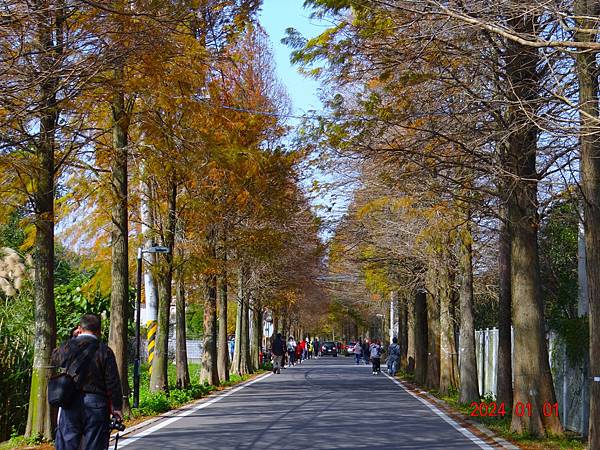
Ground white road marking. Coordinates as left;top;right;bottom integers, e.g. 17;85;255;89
382;372;496;450
118;372;273;447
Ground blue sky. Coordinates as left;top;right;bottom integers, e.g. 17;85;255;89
258;0;324;116
258;1;350;237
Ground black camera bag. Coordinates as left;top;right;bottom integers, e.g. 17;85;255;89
48;340;98;408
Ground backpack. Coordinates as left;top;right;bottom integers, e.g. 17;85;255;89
48;340;99;408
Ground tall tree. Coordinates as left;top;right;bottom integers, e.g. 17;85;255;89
107;57;132;412
175;258;190;388
457;222;479;403
217;231;229;382
25;2;61;437
573;1;600;445
200;228;219;385
503;17;561;434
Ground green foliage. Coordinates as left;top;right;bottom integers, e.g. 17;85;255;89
539;201;585;364
0;433;44;450
0;288;33;442
0;211;26;250
129;362;256;418
55;274;111;342
539;201;579;326
553;316;589;366
186;303;204;339
474;290;499;330
54;244;84;286
137;390;171;415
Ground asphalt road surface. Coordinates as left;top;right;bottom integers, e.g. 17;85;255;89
118;357;494;450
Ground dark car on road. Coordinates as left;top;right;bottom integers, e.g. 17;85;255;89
321;341;337;357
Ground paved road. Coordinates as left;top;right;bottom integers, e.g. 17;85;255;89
119;357;492;450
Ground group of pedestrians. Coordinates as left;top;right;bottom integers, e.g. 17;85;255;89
352;336;401;376
270;334;322;373
353;338;382;374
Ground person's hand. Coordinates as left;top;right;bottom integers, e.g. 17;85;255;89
112;410;123;421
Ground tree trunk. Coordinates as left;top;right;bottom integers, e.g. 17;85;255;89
200;231;219;385
414;289;428;385
458;224;479;404
406;294;415;373
399;295;409;370
504;18;562;436
272;309;280;338
389;291;397;344
241;286;252;374
231;273;243;375
107;71;131;415
439;262;459;395
217;235;229;382
425;268;440;390
25;3;60;438
574;3;600;445
231;299;244;375
250;298;262;370
497;207;513;408
151;274;170;391
150;181;176;392
175;266;190;389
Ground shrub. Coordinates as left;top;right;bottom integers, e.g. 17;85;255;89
138;391;170;416
168;389;193;406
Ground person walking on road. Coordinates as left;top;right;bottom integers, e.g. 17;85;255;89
353;338;363;365
303;337;309;360
52;313;123;450
314;338;321;357
287;336;297;367
387;337;400;376
362;339;370;365
296;338;304;363
370;339;382;375
271;333;285;374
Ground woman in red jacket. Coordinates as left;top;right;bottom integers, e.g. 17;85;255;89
296;338;304;363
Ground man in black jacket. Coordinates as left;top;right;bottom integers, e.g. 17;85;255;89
271;333;285;374
52;314;123;450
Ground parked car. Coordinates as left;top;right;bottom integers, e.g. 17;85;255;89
345;342;356;356
321;341;337;357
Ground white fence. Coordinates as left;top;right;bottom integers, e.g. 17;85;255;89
474;328;589;435
133;338;204;363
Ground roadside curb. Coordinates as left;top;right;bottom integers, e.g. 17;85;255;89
110;371;268;442
395;378;519;450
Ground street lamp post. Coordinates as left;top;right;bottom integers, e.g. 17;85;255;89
376;313;384;341
133;245;169;409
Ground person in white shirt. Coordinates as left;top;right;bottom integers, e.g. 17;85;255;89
369;340;382;375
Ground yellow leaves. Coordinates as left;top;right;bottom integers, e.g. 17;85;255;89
357;196;390;218
20;224;36;253
357;195;418;220
236;189;249;208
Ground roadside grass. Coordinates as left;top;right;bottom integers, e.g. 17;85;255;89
1;363;266;450
130;362;264;418
0;435;53;450
395;370;586;450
